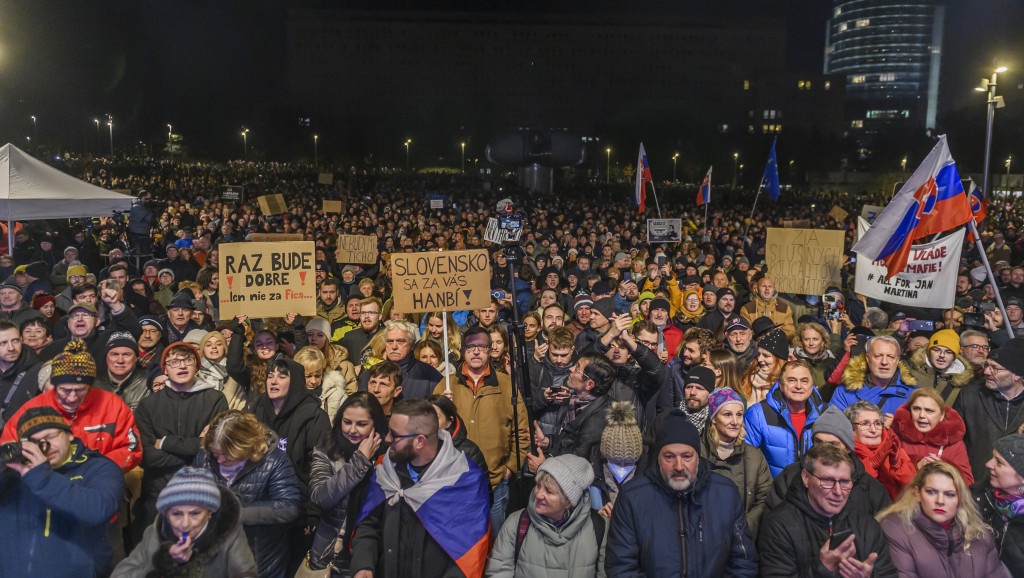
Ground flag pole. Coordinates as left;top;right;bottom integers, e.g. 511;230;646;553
442;309;451;392
743;180;765;240
967;220;1014;338
650;181;662;218
702;201;710;243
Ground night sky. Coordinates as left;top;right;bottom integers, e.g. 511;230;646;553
0;0;1021;163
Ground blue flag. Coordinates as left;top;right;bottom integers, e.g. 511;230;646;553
762;136;780;201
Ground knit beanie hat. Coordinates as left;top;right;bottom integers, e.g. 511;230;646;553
996;434;1024;479
66;265;88;281
573;294;594;314
637;291;656;305
655;409;701;453
685;366;717;393
537;454;594;507
157;268;175;281
649;297;671;314
928;329;960;356
184;329;207;345
811;405;855;452
708;388;745;419
31;293;55;311
758;329;790;361
105;331;139;355
600;402;643;464
592;297;615;320
17;406;72;440
156;467;222;514
988;338;1024;378
139;315;164;333
0;281;23;296
306;317;331;337
51;339;96;386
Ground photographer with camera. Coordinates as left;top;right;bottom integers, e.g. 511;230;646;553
0;406;125;576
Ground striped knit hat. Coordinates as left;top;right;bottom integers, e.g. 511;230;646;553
17;406;72;440
51;339;96;386
157;467;221;514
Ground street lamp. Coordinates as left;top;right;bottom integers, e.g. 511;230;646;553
672;153;679;181
93;118;100;154
732;153;739;190
978;66;1008;201
107;116;114;158
30;115;37;153
241;128;249;162
606;147;612;183
167;124;174;163
901;156;907;172
404;139;412;172
461;141;466;173
314;134;319;167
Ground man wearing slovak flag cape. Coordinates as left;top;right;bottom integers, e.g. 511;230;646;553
351;399;491;578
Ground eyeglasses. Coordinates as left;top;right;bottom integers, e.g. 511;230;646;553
964;344;991;352
165;357;197;368
806;471;853;491
637;339;659;349
854;420;883;430
389;432;426;441
465;343;491;352
986;362;1011;373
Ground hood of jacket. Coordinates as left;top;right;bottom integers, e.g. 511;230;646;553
908;347;973;388
525;490;593;545
329;343;351;363
255;358;319;426
840;353;917;392
891;403;967;446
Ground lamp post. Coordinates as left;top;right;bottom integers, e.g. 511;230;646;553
241;128;249;162
314;134;319;167
672;153;679;181
404;139;412;172
107;116;114;158
461;141;466;173
30;116;37;154
732;153;739;190
901;156;907;172
94;118;100;154
167;124;173;163
977;66;1008;200
606;147;611;183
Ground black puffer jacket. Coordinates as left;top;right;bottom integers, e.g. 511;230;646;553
448;414;488;473
194;443;302;578
550;394;611;461
357;352;442;400
308;448;377;572
765;453;891;516
758;472;898;577
953;382;1024;482
973;482;1024;577
254;359;331;523
583;339;667;432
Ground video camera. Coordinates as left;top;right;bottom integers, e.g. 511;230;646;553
496;198;524;241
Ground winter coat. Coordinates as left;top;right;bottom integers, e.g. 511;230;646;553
550;394;611;461
743;380;827;476
852;429;917;500
253;360;331;522
604;459;759;577
317;370;349;423
485;495;608;578
434;364;530;489
906;347;974;406
891;403;973;485
792;346;840;400
323;343;358;394
194;445;302;578
1;386;143;473
448;413;489;474
101;365;152;411
739;291;796;339
758;473;898;577
114;486;258;578
0;345;39;427
699;433;773;536
309;447;376;572
973;483;1024;577
953;382;1024;483
765;455;892;516
880;509;1010;578
357;352;442;400
528;356;573;439
0;439;124;577
833;354;918;416
133;378;229;539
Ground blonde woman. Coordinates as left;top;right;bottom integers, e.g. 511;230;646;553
294;346;349;421
198;330;251;411
305;318;358;394
877;461;1008;577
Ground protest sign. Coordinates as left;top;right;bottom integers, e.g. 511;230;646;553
647;219;682;243
861;204;885;224
257;193;288;215
323;200;345;213
430;199;444;209
765;228;844;295
781;219;812;229
854;217;963;308
222;186;244;203
337;234;378;264
219;241;316;320
484;217;523;243
829;206;849;224
392;249;492;313
318;172;334;185
250;233;304;242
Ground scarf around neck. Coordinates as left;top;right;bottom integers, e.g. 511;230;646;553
993;489;1024;518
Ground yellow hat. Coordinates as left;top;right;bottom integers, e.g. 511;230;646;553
928;329;960;356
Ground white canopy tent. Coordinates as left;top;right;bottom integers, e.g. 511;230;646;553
0;143;135;249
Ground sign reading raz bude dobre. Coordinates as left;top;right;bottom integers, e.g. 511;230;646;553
765;228;845;295
336;235;378;264
392;249;492;313
219;241;316;320
854;217;964;308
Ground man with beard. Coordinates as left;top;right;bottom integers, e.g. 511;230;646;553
646;297;682;364
676;366;716;431
659;327;716;414
351;399;491;578
606;409;758;576
315;277;346;332
135;315;165;370
725;317;758;370
574;297;614;353
700;287;741;332
340;297;384;371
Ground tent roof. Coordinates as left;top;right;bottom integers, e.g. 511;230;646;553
0;144;134;221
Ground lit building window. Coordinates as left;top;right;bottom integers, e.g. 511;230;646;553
824;81;831;90
838;23;848;32
797;80;812;90
748;125;755;134
856;18;870;27
834;7;842;16
851;75;866;84
850;120;864;128
879;73;895;82
719;124;729;133
743;80;750;90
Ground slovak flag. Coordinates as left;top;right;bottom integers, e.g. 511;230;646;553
635;143;653;213
966;178;988;242
853;135;973;279
696;166;712;206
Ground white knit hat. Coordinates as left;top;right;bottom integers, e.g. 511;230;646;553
538;454;594;506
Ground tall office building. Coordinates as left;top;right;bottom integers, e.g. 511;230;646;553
824;0;944;133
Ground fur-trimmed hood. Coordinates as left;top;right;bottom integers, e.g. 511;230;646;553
906;347;974;388
891;403;967;447
840;353;917;392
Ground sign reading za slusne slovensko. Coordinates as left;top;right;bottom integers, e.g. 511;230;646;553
392;249;492;313
219;241;316;320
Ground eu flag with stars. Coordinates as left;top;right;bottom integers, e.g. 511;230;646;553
762;137;780;201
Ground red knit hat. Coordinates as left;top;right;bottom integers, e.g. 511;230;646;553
160;341;201;371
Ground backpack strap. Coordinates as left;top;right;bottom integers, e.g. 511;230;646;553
513;509;531;568
588;508;606;547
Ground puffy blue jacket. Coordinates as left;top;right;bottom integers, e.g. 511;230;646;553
830;369;917;416
0;439;124;576
744;381;826;476
605;459;758;577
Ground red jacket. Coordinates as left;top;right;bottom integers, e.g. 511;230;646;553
662;324;684;363
1;387;142;472
891;404;974;486
853;428;917;500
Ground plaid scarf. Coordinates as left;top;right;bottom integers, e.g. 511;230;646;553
137;346;159;369
681;403;710;432
567;392;596;423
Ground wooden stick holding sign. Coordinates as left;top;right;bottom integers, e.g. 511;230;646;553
442;309;451;393
391;249;492;313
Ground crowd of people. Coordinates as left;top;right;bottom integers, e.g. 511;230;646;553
2;156;1024;577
